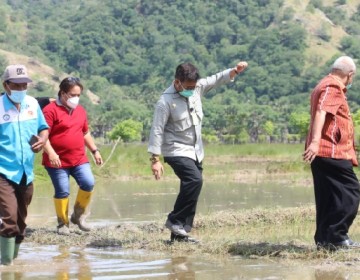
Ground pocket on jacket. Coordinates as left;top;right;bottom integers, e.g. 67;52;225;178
172;111;192;131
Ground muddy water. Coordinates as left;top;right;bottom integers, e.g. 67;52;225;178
3;180;356;279
29;180;314;225
2;244;359;279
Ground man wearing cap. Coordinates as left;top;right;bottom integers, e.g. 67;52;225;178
0;64;49;265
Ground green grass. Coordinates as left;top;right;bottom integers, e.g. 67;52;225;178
205;143;304;158
34;142;360;188
33;143;312;183
25;205;360;263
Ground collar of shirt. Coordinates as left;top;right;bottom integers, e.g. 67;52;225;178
329;74;347;93
3;93;18;111
163;83;182;99
56;97;63;106
164;84;176;94
56;97;74;114
164;83;199;99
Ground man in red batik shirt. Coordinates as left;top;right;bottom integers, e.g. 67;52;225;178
304;56;360;250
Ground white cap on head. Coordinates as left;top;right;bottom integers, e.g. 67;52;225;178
2;64;32;83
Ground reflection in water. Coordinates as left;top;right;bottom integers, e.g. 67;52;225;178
56;272;69;280
168;257;195;280
29;180;314;227
1;271;23;280
4;243;360;279
54;245;71;260
315;269;350;280
54;246;92;280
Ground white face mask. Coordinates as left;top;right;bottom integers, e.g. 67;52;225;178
66;96;79;109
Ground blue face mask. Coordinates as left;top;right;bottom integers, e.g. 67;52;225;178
179;89;194;98
346;83;352;90
7;90;27;103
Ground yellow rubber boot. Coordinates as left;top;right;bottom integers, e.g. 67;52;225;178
70;189;93;232
54;197;70;235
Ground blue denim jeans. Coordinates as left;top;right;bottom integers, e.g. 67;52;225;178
45;163;95;198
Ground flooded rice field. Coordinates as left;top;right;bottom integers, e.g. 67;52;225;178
29;179;315;226
3;243;360;279
3;177;360;279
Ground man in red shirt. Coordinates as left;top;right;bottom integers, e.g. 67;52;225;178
42;77;103;234
304;56;360;250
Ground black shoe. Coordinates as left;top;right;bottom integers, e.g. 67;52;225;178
165;219;188;237
170;233;200;244
318;239;360;251
316;241;325;251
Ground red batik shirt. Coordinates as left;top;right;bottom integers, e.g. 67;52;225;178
305;74;358;166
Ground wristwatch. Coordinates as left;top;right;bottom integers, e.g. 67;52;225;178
150;154;160;164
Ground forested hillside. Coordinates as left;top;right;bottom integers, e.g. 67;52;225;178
0;0;360;143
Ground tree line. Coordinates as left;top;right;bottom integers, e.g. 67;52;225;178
1;0;360;143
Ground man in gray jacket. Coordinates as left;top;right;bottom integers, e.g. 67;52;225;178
148;61;248;242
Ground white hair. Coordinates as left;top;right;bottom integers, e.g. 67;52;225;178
332;56;356;75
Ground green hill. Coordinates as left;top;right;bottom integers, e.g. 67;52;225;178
0;0;359;143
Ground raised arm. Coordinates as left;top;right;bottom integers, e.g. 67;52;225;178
230;61;248;79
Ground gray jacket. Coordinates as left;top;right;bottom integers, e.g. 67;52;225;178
148;68;233;162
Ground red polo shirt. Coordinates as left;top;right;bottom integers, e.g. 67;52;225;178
42;101;89;167
305;74;358;166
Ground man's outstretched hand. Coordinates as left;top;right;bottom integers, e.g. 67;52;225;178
235;61;248;74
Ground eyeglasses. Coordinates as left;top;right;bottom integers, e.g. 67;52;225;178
65;77;80;83
60;77;80;87
180;82;196;91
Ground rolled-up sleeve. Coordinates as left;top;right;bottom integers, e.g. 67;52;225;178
148;98;169;155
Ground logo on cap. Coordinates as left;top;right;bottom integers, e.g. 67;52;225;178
16;68;25;76
2;64;33;83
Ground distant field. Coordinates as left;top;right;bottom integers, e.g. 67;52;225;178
33;143;310;182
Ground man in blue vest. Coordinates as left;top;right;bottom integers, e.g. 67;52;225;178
0;64;49;265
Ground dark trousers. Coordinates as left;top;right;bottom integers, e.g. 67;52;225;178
164;157;203;232
0;174;33;244
311;157;360;244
